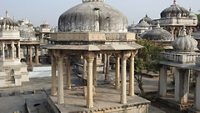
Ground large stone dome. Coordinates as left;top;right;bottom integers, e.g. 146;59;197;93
0;17;18;27
141;23;173;41
58;0;128;32
161;1;190;18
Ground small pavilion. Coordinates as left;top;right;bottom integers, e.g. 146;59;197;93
45;0;150;112
159;27;200;111
0;11;29;87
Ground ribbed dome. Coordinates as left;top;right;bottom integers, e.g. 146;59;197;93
58;1;128;32
172;27;198;52
139;15;154;25
135;19;150;28
141;23;173;41
0;17;18;26
161;1;190;18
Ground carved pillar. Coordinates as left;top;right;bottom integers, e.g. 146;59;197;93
51;54;57;96
11;41;15;60
195;72;200;111
159;65;167;97
103;54;107;73
29;46;33;65
129;52;135;96
17;41;20;59
121;51;131;104
2;42;5;60
57;53;64;104
105;54;110;81
85;52;94;108
115;54;120;89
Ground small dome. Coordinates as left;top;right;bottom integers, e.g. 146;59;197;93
58;1;128;32
172;27;198;52
139;15;154;25
135;19;150;28
141;23;173;41
161;0;190;18
0;11;18;27
189;9;198;20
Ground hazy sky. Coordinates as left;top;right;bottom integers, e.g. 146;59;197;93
0;0;200;26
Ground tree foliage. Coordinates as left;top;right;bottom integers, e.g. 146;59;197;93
135;39;164;73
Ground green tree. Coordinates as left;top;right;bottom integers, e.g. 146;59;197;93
134;39;164;96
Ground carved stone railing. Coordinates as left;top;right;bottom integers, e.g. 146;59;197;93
161;52;200;63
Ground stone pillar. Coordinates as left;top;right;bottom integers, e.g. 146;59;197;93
51;55;57;96
129;52;135;96
115;54;120;89
121;52;130;104
93;56;97;86
2;42;5;60
85;52;94;108
35;46;39;64
57;54;64;104
174;68;180;102
159;65;167;97
11;41;15;60
17;41;20;59
103;54;107;73
29;46;33;65
66;56;71;90
174;68;190;104
195;72;200;111
105;54;110;81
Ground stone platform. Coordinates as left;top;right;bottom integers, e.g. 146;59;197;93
50;85;150;113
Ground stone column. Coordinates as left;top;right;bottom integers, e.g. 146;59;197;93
115;54;120;89
2;42;5;60
129;52;135;96
121;52;130;104
29;46;33;65
174;68;180;102
159;65;167;97
195;72;200;111
35;46;39;64
17;41;20;59
105;54;110;81
51;55;57;96
85;52;94;108
66;56;71;90
93;56;97;86
11;41;15;60
103;54;107;73
57;54;64;104
174;68;190;104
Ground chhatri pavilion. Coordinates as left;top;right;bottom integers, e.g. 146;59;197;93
45;0;150;112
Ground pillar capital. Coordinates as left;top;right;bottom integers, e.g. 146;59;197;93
121;51;131;60
84;52;95;62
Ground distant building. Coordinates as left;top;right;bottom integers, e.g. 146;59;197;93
0;11;29;87
155;0;198;38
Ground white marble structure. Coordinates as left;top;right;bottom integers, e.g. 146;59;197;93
0;12;29;87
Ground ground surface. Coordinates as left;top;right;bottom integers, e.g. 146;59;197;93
0;66;179;113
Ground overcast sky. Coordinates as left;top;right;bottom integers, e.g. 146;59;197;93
0;0;200;26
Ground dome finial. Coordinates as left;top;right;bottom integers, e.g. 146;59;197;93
189;7;192;12
173;0;176;4
5;10;8;17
